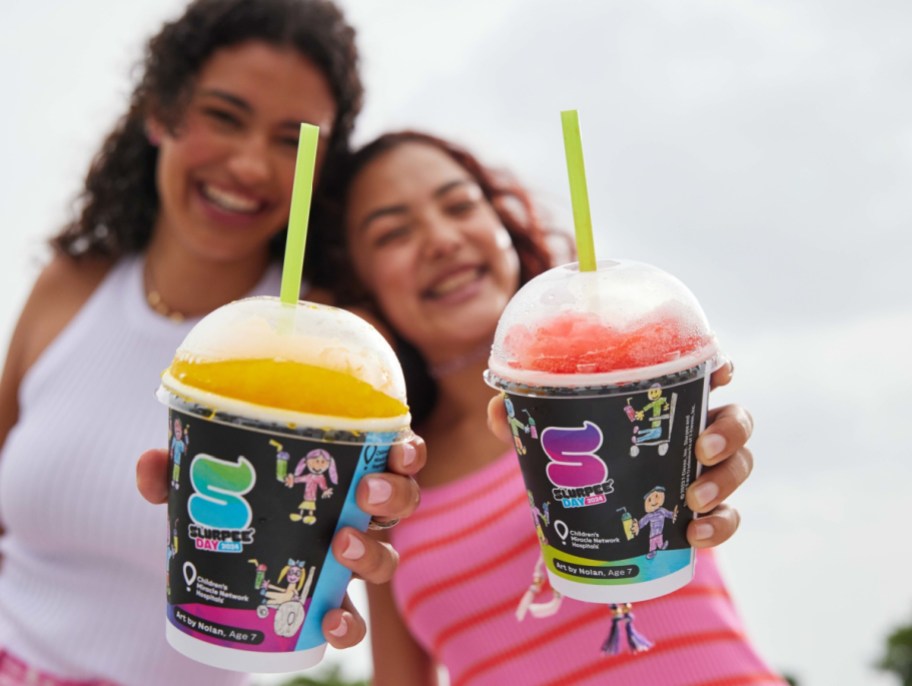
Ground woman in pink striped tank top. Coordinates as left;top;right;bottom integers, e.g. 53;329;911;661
324;131;787;686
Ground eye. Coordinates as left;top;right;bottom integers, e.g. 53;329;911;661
444;199;479;216
373;225;412;248
276;134;300;150
202;107;242;129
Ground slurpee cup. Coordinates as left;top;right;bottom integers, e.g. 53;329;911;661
271;440;290;482
486;259;721;604
618;507;635;541
158;297;411;672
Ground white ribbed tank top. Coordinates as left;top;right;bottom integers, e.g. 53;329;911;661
0;255;282;685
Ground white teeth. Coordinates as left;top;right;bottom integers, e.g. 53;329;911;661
202;184;260;213
430;269;480;297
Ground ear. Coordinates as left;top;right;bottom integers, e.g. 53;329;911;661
145;116;165;147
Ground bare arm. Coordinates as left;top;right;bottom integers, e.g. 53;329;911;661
0;255;112;534
366;556;437;686
0;318;25;463
0;254;113;451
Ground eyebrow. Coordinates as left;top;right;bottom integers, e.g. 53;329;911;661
356;179;476;234
198;88;251;112
433;179;474;198
197;88;321;133
357;205;408;234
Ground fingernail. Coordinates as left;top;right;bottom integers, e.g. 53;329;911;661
700;433;726;460
692;481;719;509
329;615;349;638
342;534;365;561
401;442;416;468
694;521;714;541
367;477;393;505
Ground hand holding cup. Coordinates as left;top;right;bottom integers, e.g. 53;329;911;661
486;357;751;550
136;434;423;650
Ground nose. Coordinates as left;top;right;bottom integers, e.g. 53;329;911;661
421;211;463;260
226;132;273;186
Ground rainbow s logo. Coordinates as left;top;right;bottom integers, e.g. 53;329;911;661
541;421;615;508
187;454;257;553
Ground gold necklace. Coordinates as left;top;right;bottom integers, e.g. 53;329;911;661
144;260;186;323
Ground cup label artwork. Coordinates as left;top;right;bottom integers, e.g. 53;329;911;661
166;409;391;654
504;371;710;587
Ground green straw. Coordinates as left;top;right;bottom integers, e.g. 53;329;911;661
280;123;321;305
560;110;597;272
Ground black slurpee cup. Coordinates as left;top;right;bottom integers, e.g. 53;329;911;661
158;297;411;672
485;260;721;603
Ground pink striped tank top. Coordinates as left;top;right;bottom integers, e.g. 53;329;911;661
390;452;786;686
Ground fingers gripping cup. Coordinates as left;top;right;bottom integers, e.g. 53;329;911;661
485;259;720;604
158;296;410;672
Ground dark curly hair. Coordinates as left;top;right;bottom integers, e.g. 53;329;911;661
318;130;572;425
51;0;362;268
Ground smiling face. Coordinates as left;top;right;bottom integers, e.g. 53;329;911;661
147;41;337;267
306;453;330;475
345;142;521;362
286;565;302;586
644;489;666;513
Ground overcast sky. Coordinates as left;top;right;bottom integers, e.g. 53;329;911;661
2;2;910;685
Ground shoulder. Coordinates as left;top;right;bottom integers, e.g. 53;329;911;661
14;253;116;378
0;253;115;443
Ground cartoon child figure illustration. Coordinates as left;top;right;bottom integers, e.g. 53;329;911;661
625;385;677;456
169;418;189;489
251;558;315;637
263;559;307;607
633;384;669;444
285;448;338;524
631;486;678;559
165;519;179;597
504;397;530;455
527;491;551;546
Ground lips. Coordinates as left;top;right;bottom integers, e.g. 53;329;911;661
423;265;486;300
199;182;266;215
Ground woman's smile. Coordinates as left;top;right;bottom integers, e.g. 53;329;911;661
194;179;274;228
422;264;488;302
198;182;265;215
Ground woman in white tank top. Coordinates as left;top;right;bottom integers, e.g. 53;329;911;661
0;2;423;685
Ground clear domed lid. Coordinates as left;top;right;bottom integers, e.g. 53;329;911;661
487;260;719;388
166;296;406;403
159;297;410;432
